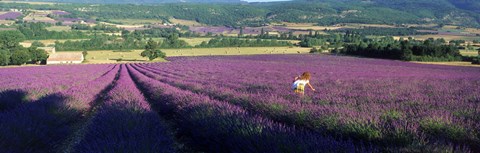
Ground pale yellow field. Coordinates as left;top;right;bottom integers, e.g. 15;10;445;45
21;39;87;47
178;38;213;46
82;50;165;64
151;37;207;46
0;20;14;25
169;18;204;26
74;47;311;63
23;12;55;22
46;26;71;31
97;22;144;29
443;25;459;29
23;16;55;22
163;47;311;56
110;19;163;25
461;51;479;57
222;33;242;37
465;28;480;35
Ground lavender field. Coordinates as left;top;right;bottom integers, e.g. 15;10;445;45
0;12;22;20
1;55;479;152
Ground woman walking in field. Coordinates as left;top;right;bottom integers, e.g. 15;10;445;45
292;72;315;96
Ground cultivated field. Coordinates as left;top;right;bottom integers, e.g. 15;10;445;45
152;37;213;46
81;47;310;63
110;19;163;25
0;20;14;25
45;26;71;32
169;18;204;26
20;39;87;47
22;12;56;23
465;28;480;35
83;50;165;64
162;47;310;56
1;55;479;152
461;51;479;57
97;22;147;31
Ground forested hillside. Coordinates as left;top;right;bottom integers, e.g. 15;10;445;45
448;0;480;13
3;0;480;27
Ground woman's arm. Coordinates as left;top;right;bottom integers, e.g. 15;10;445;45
307;82;315;91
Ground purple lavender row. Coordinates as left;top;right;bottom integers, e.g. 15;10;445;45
157;55;480;122
0;65;114;110
0;65;113;93
0;65;120;152
149;54;480;151
0;65;115;111
128;63;372;152
3;65;112;98
73;64;175;152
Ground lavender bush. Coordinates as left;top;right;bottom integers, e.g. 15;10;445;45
141;54;480;152
73;65;175;152
0;65;119;152
0;54;478;152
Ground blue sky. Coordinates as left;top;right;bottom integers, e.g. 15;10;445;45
242;0;291;2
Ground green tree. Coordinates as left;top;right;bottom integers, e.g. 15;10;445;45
0;49;10;66
30;41;45;48
477;48;480;57
82;50;88;57
0;31;26;50
28;47;48;64
401;48;413;61
141;39;166;61
10;49;31;65
238;27;244;37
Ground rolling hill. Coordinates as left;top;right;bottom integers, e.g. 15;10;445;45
2;0;480;27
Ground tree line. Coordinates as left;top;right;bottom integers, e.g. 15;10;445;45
54;32;190;51
331;27;435;36
0;31;48;66
341;37;462;62
196;38;292;48
17;22;89;40
70;24;121;33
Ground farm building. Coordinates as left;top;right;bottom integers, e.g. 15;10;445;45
47;52;84;65
37;47;56;54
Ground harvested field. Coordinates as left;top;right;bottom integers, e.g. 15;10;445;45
110;19;163;25
45;26;71;31
169;18;204;26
